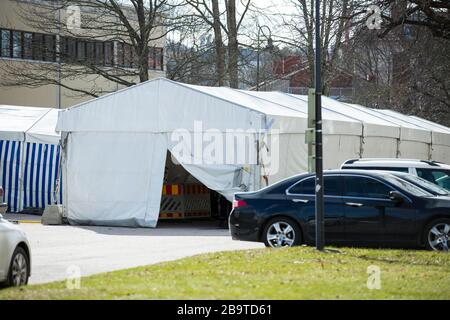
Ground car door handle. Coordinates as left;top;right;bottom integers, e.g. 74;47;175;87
292;199;309;203
345;202;364;207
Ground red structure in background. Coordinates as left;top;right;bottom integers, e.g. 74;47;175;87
270;55;353;95
272;56;304;77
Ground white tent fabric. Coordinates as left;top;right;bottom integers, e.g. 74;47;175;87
348;105;435;160
56;78;450;228
0;105;60;144
0;105;61;212
373;109;450;162
65;132;166;227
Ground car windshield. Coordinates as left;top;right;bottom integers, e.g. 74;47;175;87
383;174;434;197
400;174;449;196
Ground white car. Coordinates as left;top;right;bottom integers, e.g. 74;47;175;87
341;159;450;191
0;186;7;215
0;214;31;287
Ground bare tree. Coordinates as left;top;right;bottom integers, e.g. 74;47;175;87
358;0;450;39
212;0;226;86
186;0;252;88
165;16;219;85
349;21;450;126
185;0;227;86
273;0;351;93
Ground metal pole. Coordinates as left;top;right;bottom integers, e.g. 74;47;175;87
256;27;261;91
314;0;325;251
56;1;62;109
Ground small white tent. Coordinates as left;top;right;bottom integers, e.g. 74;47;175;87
0;105;61;212
56;78;450;227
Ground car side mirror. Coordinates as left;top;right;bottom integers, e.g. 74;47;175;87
389;191;404;203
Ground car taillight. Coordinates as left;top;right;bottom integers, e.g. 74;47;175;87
232;199;247;209
0;187;3;197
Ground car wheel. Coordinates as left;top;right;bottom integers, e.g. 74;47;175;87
424;219;450;252
7;246;29;287
263;217;301;248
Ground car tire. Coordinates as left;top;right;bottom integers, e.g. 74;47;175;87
6;246;30;287
424;218;450;252
262;217;302;248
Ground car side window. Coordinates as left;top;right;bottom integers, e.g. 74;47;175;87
348;166;409;173
374;167;409;173
289;176;341;196
323;176;341;196
289;178;315;195
416;169;450;191
343;176;392;199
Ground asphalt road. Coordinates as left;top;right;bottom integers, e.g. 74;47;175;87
10;218;263;284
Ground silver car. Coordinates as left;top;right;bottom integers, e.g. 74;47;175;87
0;214;31;287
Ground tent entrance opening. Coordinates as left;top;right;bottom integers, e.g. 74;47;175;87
159;152;231;222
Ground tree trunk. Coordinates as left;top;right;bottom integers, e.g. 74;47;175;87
226;0;239;88
139;45;150;82
212;0;225;86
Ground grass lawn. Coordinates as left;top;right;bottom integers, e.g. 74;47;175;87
1;246;449;300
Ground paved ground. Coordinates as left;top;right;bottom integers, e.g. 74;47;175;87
3;214;264;284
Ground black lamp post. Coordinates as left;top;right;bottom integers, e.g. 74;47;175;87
256;25;274;91
314;0;325;251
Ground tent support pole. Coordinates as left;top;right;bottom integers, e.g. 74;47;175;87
61;132;69;218
16;138;26;213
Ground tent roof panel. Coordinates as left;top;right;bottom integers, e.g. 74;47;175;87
348;104;423;129
409;116;450;133
320;97;399;127
55;78;450;142
180;82;307;118
243;91;363;136
0;105;59;143
26;109;61;144
379;110;450;134
57;78;308;134
347;105;433;143
244;91;357;122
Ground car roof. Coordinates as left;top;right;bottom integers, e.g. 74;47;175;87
341;158;450;169
260;170;390;194
323;169;393;176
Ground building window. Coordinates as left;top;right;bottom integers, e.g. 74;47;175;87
0;28;165;71
77;40;86;62
33;33;44;61
23;32;33;59
116;42;124;66
1;29;11;57
95;41;104;65
124;43;132;68
148;47;164;71
67;37;77;62
148;47;156;69
104;42;113;66
60;37;78;63
132;46;138;68
86;41;95;64
44;35;56;61
12;31;22;58
155;47;163;70
59;36;67;61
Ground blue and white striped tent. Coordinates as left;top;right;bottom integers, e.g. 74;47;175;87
0;105;62;213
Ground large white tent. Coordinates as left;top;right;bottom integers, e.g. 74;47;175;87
0;105;61;212
56;78;450;228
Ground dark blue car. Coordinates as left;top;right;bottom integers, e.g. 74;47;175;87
229;170;450;251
